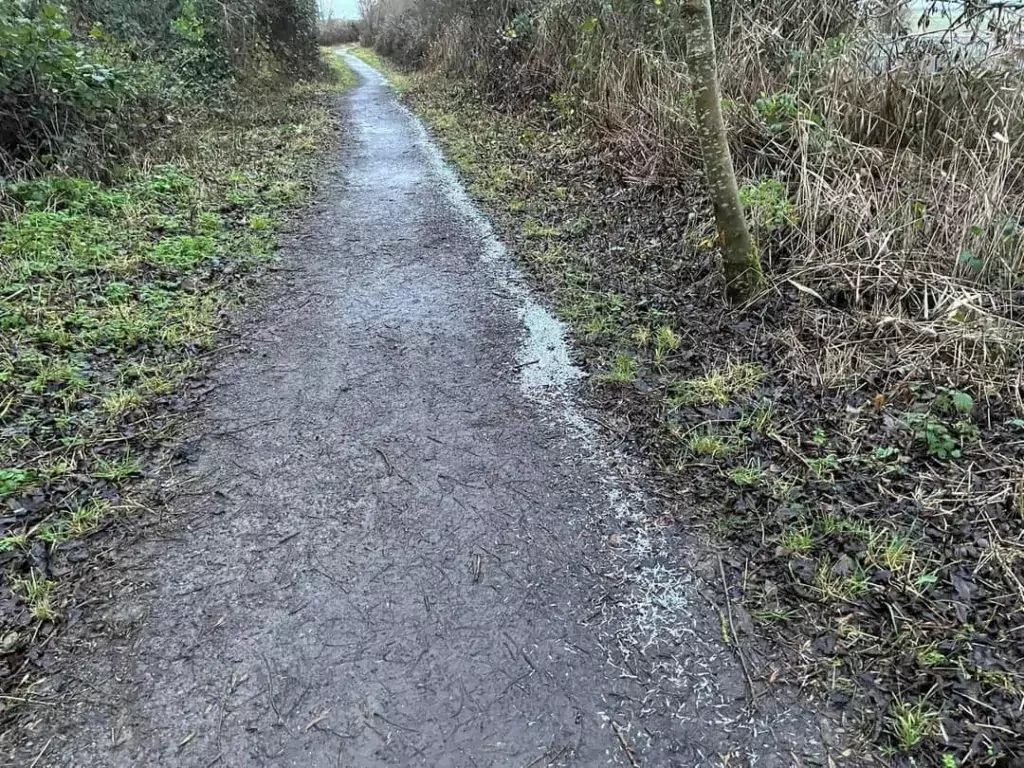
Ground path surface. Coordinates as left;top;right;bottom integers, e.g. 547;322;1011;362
8;55;824;767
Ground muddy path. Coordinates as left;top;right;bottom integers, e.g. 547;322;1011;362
6;55;828;767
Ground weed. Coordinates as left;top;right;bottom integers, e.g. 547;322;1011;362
739;398;778;434
889;698;939;753
521;218;561;239
806;453;840;480
531;242;566;265
653;326;682;370
916;645;949;668
767;474;802;501
599;354;638;384
905;414;963;460
818;514;873;538
814;557;870;601
753;607;800;624
868;531;915;573
727;461;765;486
934;388;975;417
632;326;652;349
0;469;34;499
753;91;800;134
11;572;57;621
69;499;109;538
779;525;814;554
90;455;143;482
686;427;744;460
672;362;764;406
866;445;902;468
740;178;797;232
0;532;30;553
100;389;145;417
977;669;1024;696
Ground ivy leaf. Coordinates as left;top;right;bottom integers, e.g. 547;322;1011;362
958;250;983;273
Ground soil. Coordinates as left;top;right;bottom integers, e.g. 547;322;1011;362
2;55;833;767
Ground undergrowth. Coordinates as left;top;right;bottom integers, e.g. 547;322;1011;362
374;57;1024;765
0;50;353;709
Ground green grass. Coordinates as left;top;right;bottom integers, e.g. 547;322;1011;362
323;49;359;92
727;461;765;486
11;572;57;621
685;427;745;459
598;354;639;384
1;64;344;640
779;525;814;554
671;362;766;407
521;217;562;239
346;45;414;92
889;699;940;753
653;326;682;370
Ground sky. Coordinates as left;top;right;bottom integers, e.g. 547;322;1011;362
320;0;362;20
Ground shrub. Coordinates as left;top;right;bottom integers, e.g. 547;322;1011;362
0;0;325;179
0;2;132;174
319;19;360;46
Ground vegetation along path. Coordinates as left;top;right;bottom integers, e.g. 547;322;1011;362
7;53;829;766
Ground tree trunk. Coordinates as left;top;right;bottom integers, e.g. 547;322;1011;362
681;0;761;301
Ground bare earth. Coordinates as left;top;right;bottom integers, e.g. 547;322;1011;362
6;55;830;767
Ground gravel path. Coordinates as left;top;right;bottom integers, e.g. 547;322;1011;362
7;54;826;767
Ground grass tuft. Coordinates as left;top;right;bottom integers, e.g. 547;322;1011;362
672;362;766;407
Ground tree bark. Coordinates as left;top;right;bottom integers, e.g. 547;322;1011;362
681;0;761;301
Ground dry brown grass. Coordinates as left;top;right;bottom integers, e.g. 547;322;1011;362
361;1;1024;399
319;19;361;46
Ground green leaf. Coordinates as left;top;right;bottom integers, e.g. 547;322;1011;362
951;391;974;414
958;250;983;272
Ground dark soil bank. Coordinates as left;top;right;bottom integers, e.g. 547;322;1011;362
6;55;828;767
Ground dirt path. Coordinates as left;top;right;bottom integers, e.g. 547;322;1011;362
8;55;826;767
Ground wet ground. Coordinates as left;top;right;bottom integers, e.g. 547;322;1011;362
6;55;827;767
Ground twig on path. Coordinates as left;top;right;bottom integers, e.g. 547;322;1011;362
374;447;394;476
373;712;420;734
611;722;640;768
582;413;626;440
718;554;759;710
207;417;282;439
260;653;291;734
28;738;53;768
374;447;413;485
514;358;541;370
525;744;570;768
304;709;330;731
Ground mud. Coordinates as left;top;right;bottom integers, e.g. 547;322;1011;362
7;54;826;767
